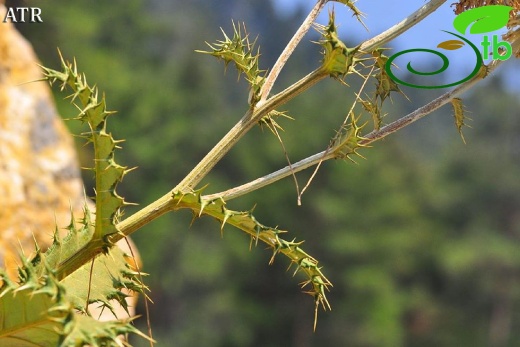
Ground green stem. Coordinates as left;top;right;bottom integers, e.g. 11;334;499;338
173;68;327;192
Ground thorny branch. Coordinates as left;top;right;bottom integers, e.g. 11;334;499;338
172;0;447;193
202;56;512;202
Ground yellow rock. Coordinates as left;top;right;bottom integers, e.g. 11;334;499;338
0;3;139;322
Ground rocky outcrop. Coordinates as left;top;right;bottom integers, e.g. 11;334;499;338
0;4;85;277
0;4;138;322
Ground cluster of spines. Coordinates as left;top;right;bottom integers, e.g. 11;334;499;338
198;22;266;106
35;54;148;344
451;97;471;143
172;189;332;329
258;109;294;134
40;52;133;247
357;49;407;131
30;203;93;275
315;11;362;79
316;14;406;132
330;112;368;162
334;0;368;30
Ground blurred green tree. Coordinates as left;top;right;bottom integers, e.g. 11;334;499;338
7;0;520;346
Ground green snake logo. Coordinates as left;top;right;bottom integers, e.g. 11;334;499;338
385;5;514;89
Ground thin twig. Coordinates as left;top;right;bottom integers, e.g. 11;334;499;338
297;64;375;205
259;0;328;103
86;258;95;316
203;151;334;202
359;0;447;53
268;122;302;203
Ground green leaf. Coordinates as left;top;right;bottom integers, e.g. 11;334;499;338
41;53;131;244
61;314;145;347
33;205;94;276
330;112;368;161
0;263;144;347
62;247;146;314
30;206;145;317
0;285;69;347
316;11;361;78
453;5;513;34
172;190;332;327
197;21;265;105
374;69;403;103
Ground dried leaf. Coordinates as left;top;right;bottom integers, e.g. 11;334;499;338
437;39;465;50
451;97;471;143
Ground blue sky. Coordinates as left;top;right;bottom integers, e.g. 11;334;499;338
272;0;519;90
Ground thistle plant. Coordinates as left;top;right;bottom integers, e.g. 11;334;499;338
1;0;519;345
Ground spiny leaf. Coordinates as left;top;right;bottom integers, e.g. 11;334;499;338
331;112;368;161
372;48;391;70
38;55;147;344
61;247;147;315
31;203;94;277
371;49;406;105
0;278;70;346
197;21;266;105
41;53;131;246
316;11;361;78
61;314;148;347
0;256;145;347
361;49;404;130
360;97;384;131
331;0;368;30
29;204;146;325
451;97;471;144
374;70;402;104
172;190;332;326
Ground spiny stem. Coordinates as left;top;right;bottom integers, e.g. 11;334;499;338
57;55;510;281
173;68;327;192
203;59;506;202
57;55;478;306
56;21;328;280
259;0;328;103
115;192;174;238
203;151;335;201
91;0;505;255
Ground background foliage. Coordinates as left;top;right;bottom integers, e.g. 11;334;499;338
11;0;520;346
